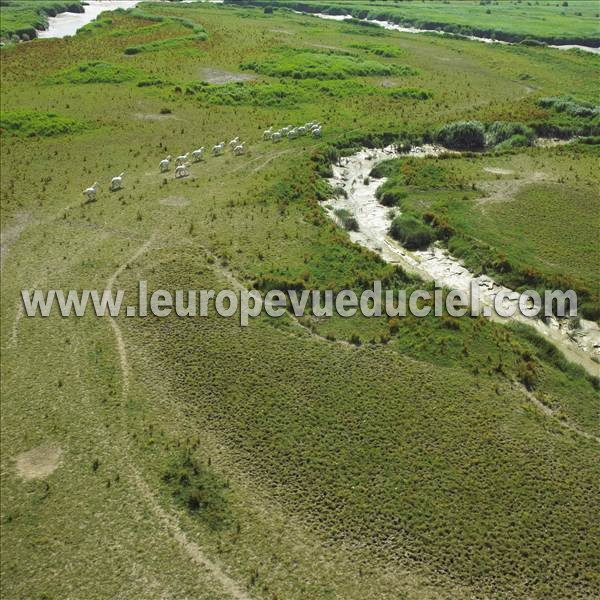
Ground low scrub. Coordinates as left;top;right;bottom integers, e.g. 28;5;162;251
162;452;230;531
0;110;88;137
241;48;416;80
390;214;435;249
486;121;535;147
538;96;600;118
188;81;306;107
45;61;141;85
436;121;486;150
388;87;432;101
334;208;359;231
124;35;204;55
348;42;404;57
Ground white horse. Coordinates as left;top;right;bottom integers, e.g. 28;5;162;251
175;164;189;178
175;153;189;166
312;126;322;138
110;172;125;191
191;147;205;162
159;156;171;172
288;128;298;139
83;182;98;201
228;137;240;150
233;142;245;156
212;142;225;156
271;131;282;143
263;127;273;140
297;126;307;136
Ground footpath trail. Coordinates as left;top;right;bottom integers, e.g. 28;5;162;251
102;237;253;600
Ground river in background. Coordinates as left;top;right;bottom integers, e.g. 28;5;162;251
298;11;600;55
37;0;141;39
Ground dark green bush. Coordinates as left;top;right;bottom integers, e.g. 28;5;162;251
436;121;485;150
486;121;535;147
334;208;359;231
390;215;435;249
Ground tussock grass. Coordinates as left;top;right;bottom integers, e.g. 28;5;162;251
0;110;88;137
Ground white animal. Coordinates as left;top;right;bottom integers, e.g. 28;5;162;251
212;142;225;156
263;127;273;140
297;126;307;136
288;128;298;139
233;142;245;156
110;172;125;191
271;131;283;143
175;164;189;178
83;182;99;201
159;155;171;172
175;153;189;166
191;147;205;162
312;126;322;138
228;137;240;150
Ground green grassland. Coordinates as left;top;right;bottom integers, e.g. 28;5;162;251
228;0;600;45
1;3;599;600
0;0;83;41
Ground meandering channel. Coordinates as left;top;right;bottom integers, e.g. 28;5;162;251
294;11;600;55
37;0;141;39
324;146;600;375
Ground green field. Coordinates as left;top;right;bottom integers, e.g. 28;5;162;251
228;0;600;45
1;2;599;600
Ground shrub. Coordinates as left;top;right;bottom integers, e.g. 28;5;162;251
162;452;230;530
494;134;533;150
436;121;485;150
389;215;435;249
191;81;307;107
376;188;406;207
0;110;88;137
334;208;359;231
538;96;600;118
241;48;416;80
486;121;535;147
388;87;432;101
45;61;140;85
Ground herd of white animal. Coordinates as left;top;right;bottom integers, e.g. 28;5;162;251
263;122;322;142
82;123;324;201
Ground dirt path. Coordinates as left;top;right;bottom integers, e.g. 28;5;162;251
104;237;252;600
0;213;33;272
516;383;600;444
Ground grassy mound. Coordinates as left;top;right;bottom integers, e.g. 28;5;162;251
0;110;88;137
45;61;141;85
241;47;415;80
389;214;435;249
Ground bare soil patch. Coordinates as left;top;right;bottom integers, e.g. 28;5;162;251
1;212;33;271
483;167;515;175
15;444;62;480
132;113;176;121
476;172;553;205
200;68;256;84
160;196;190;207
